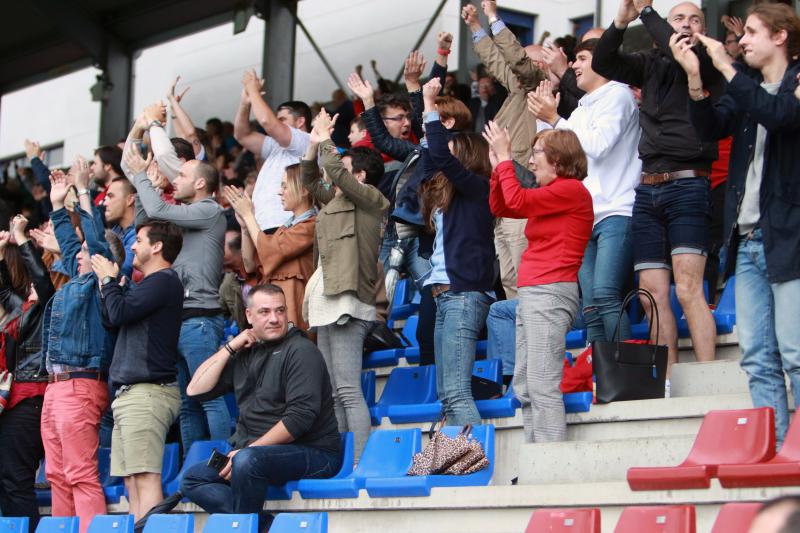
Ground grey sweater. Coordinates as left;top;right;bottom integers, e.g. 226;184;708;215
133;171;225;312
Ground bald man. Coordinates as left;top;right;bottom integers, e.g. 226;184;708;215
592;0;725;375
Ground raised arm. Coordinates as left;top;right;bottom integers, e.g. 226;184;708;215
243;69;294;148
319;140;389;213
25;140;51;193
349;73;416;161
0;232;24;315
13;216;55;305
484;1;545;92
167;77;204;157
592;0;647;87
233;88;267;155
464;4;517;91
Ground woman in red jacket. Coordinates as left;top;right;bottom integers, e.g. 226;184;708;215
484;123;593;443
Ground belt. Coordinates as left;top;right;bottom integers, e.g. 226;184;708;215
430;284;451;298
640;170;710;186
48;371;106;383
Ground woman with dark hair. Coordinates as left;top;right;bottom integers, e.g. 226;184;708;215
0;214;56;529
420;78;496;426
225;163;316;330
301;109;389;458
485;124;593;443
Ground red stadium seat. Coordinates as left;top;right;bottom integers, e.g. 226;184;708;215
614;505;695;533
709;503;762;533
627;408;775;490
718;410;800;488
525;508;601;533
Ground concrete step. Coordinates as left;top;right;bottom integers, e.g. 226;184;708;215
148;482;795;533
671;359;749;397
376;393;754;486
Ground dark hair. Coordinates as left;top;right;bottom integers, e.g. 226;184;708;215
420;132;491;231
2;244;31;299
376;94;412;117
747;2;800;60
225;230;242;254
171;138;195;162
532;129;588;180
575;38;599;56
205;118;223;137
104;230;126;270
194;160;220;194
110;176;136;196
351;116;365;131
136;220;183;264
277;101;313;132
344;146;385;187
94;146;124;177
246;283;286;307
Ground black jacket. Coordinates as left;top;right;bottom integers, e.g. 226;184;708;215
0;241;54;382
689;62;800;283
469;95;502;131
592;9;725;173
192;327;341;453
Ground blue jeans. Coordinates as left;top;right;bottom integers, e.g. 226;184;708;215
181;444;342;531
177;315;230;452
578;216;633;342
736;229;800;446
380;234;432;289
433;291;494;425
487;299;518;377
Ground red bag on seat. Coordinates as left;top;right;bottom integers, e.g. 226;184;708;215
561;346;593;394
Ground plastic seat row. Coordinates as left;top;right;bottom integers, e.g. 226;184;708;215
36;443;180;506
524;502;761;533
361;360;593;425
1;512;327;533
627;407;800;491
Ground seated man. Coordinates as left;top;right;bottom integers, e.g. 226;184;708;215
181;284;342;531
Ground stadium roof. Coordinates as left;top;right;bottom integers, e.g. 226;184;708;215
0;0;265;93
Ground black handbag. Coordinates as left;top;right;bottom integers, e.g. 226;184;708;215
592;288;668;404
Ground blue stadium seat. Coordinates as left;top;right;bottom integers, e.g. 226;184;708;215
35;517;79;533
472;359;502;385
714;276;736;334
87;515;134;533
202;514;258;533
365;424;495;497
476;339;488;357
0;517;29;533
268;433;354;500
297;429;421;499
564;391;593;413
270;513;328;533
121;443;180;500
164;440;232;498
97;447;124;503
566;307;588;349
476;386;520;419
142;514;193;533
400;315;421;364
361;370;376;407
390;279;421;321
632;281;711;339
372;366;439;425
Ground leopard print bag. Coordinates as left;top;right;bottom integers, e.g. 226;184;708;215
407;420;478;476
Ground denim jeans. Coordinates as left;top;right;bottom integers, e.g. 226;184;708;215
181;444;342;531
487;299;518;377
433;291;494;426
177;315;230;452
736;229;800;446
578;215;633;342
380;235;432;290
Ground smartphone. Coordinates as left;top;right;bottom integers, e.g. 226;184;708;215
207;449;230;473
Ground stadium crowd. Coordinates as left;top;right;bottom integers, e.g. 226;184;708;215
1;0;800;530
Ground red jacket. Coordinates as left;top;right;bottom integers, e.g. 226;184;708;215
490;160;593;287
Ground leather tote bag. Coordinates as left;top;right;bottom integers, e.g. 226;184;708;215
592;289;668;403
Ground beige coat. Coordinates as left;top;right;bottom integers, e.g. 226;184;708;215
301;140;389;306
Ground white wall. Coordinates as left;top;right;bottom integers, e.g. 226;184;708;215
0;67;102;164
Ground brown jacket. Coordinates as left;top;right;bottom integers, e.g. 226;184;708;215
301;140;389;306
474;28;545;166
255;218;316;330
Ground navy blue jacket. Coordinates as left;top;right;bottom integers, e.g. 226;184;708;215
425;118;495;292
689;61;800;283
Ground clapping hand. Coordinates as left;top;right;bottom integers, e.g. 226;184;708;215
91;254;119;280
422;77;442;112
143;101;167;126
527;80;561;125
615;0;639;28
541;45;569;78
721;15;744;38
49;170;71;209
311;108;339;144
124;143;153;177
72;155;91;190
223;185;255;222
242;69;264;97
461;4;480;30
482;121;512;167
403;51;427;90
30;223;60;255
168;75;190;103
24;139;43;161
11;214;29;245
347;73;375;107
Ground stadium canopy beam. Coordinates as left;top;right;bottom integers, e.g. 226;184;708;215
393;0;450;84
261;0;298;108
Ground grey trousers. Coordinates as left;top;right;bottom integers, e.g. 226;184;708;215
513;283;579;443
316;318;372;459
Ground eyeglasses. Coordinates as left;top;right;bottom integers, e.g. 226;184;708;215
382;113;410;122
532;148;545;154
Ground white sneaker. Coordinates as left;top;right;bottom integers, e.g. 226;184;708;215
665;379;671;398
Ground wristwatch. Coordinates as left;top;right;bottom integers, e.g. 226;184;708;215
100;275;115;287
77;188;90;196
640;5;654;18
147;120;162;130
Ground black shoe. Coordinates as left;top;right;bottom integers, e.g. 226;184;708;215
134;491;184;533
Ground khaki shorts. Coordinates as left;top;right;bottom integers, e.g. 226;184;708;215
110;383;180;477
